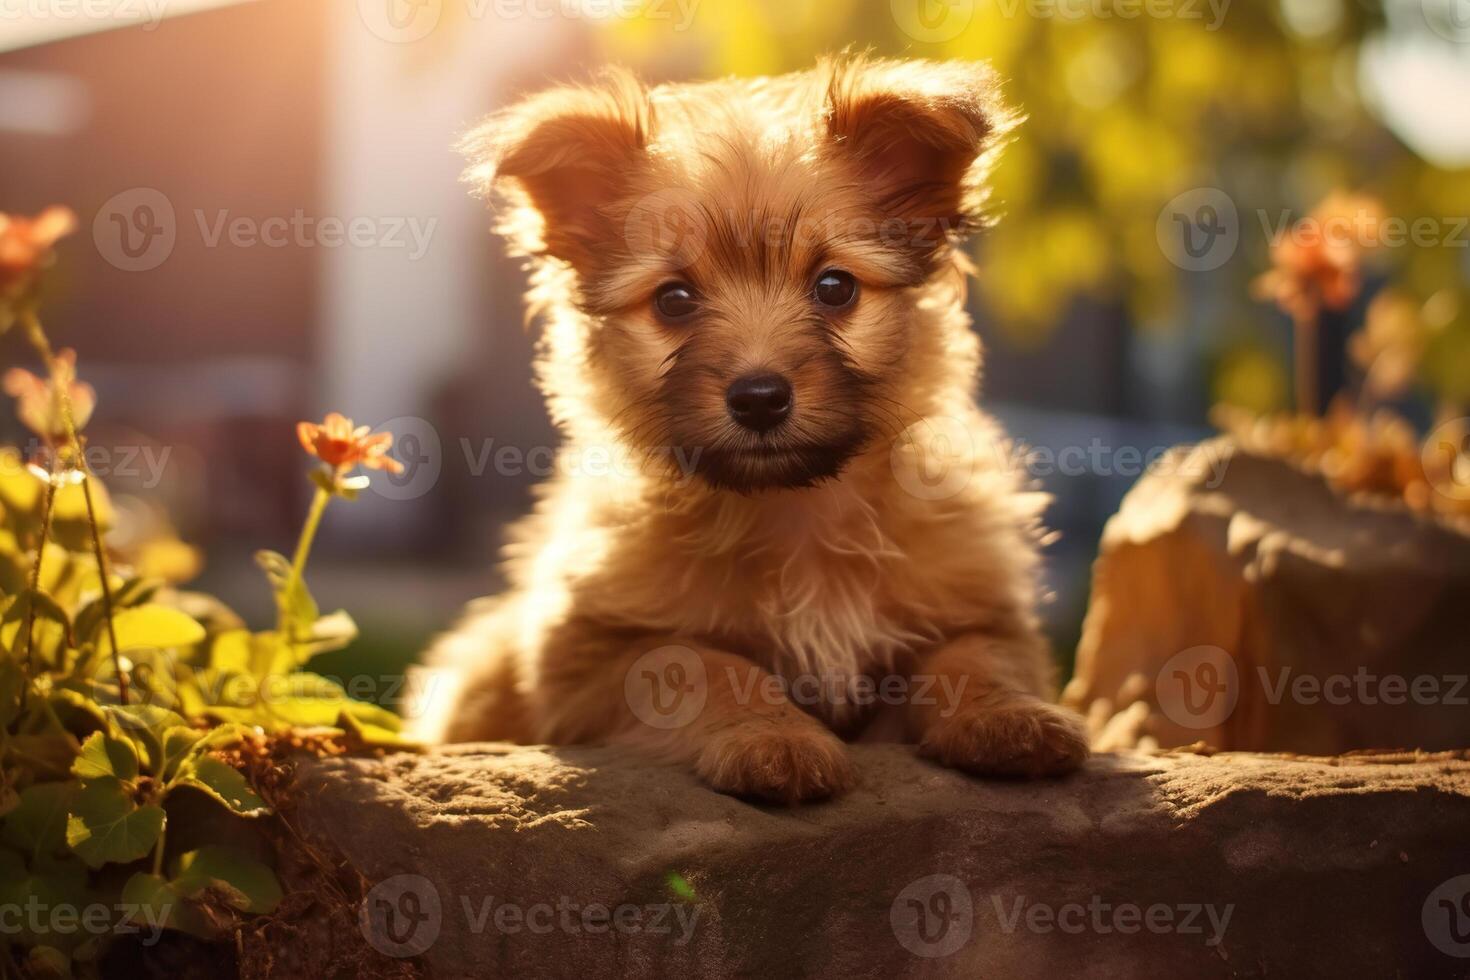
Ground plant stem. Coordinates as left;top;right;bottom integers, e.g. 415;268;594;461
17;463;58;712
83;475;126;704
152;823;167;876
17;307;128;704
280;483;331;643
1294;312;1318;416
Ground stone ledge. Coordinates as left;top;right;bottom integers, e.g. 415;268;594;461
281;744;1470;978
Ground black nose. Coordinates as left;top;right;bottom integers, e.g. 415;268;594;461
726;373;793;433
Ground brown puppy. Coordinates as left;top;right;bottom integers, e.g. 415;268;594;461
414;54;1089;802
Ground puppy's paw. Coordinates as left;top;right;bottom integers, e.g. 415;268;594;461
919;698;1089;778
696;720;854;804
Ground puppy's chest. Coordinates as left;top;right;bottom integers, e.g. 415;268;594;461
633;519;953;679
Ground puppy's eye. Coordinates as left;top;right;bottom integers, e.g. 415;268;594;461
813;269;858;309
653;282;699;322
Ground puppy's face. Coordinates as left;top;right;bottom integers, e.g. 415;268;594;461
464;57;1012;492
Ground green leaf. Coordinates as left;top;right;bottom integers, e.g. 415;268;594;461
39;477;113;553
210;630;253;674
1;587;73;667
235;613;359;676
107;703;189;736
254;550;318;637
251;632;293;678
106;646;196;722
173;845;283;914
171;719;252;764
73;577;162;648
111;575;165;614
341;696;402;733
47;688;110;732
1;587;72;642
283;579;317;634
31;544;77;603
72;731;140;782
172;757;269;817
207;628;291;679
177;666;234;718
159;726;204;781
241;673;401;731
116;575;166;607
64;778;165;868
337;709;419;751
5;733;78;780
0;855;91;951
193;722;252;751
52;478;112;528
97;604;206;656
105;704;189;774
121;871;209;938
1;782;79;861
293;610;358;663
120;869;174;911
0;463;42;526
185;667;265;717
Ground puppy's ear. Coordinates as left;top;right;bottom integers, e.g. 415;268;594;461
460;67;650;269
825;55;1017;255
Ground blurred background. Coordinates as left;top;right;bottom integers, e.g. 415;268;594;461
1;0;1467;691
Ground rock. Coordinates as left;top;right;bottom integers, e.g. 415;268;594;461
1065;437;1470;755
283;743;1470;978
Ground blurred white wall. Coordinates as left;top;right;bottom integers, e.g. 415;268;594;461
317;6;579;545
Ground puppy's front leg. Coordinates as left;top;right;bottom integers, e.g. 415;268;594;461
538;631;854;804
909;632;1089;778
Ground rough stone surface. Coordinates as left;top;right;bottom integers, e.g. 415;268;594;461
288;743;1470;978
1065;437;1470;754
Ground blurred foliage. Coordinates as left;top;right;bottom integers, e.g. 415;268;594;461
1215;397;1470;515
1;211;411;976
598;0;1470;411
0;428;409;974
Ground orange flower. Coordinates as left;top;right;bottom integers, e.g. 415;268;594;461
0;206;77;301
1253;192;1385;324
3;348;95;442
297;412;403;475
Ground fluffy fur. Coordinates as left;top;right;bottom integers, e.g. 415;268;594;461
414;54;1089;802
